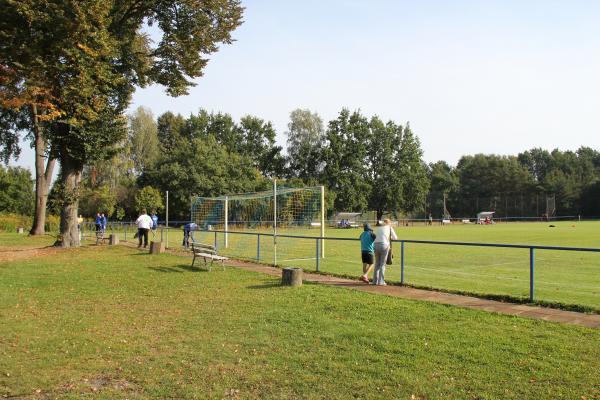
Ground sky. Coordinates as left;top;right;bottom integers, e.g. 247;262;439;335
9;0;600;174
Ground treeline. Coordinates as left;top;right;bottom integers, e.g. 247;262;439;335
61;107;428;221
3;107;600;221
430;149;600;218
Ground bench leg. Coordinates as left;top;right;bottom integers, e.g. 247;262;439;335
191;253;196;268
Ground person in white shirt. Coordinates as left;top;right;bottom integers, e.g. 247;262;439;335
135;209;153;248
372;218;398;285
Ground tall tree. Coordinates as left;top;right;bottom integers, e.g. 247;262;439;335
1;0;244;247
157;111;186;153
322;109;371;212
367;119;429;220
129;106;159;175
286;109;325;180
237;115;285;178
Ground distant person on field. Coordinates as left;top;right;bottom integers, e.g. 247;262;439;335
428;213;433;226
77;214;84;240
135;209;153;248
95;212;102;232
183;222;199;248
150;209;159;238
101;213;107;232
372;218;397;286
359;223;376;283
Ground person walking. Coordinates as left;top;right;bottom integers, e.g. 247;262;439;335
95;212;102;233
135;209;153;248
182;222;199;248
359;223;376;283
372;218;397;286
150;209;159;238
101;213;108;233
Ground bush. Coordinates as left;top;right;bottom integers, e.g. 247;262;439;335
0;213;31;232
0;213;61;232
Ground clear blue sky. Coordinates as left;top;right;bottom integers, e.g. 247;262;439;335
11;0;600;173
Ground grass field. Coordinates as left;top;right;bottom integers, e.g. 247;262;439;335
139;221;600;312
1;234;599;399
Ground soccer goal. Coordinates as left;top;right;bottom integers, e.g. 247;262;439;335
191;183;326;262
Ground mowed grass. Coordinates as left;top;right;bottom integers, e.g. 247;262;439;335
162;221;600;311
1;236;600;399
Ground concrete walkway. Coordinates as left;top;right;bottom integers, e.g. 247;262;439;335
225;259;600;329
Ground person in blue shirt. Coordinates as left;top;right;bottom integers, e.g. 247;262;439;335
182;222;199;248
359;223;376;283
150;209;159;238
95;213;102;233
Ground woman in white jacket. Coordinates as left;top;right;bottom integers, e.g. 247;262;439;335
372;218;397;285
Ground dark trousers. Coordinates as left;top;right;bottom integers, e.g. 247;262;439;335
138;228;149;247
182;229;191;248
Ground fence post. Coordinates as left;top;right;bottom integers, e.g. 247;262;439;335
529;247;535;302
316;238;320;272
401;241;405;284
257;234;261;262
124;224;127;241
214;230;218;251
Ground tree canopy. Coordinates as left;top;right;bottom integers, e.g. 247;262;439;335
0;0;244;246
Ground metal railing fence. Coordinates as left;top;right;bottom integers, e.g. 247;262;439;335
163;228;600;309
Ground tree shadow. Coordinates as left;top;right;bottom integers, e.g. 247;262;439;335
148;264;209;273
246;282;282;289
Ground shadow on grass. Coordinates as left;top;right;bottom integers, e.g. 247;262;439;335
148;264;209;273
246;282;281;289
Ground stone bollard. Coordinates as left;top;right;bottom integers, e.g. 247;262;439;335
16;227;24;234
109;234;119;245
149;241;165;254
281;267;303;287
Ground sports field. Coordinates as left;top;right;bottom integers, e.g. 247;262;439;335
136;221;600;312
1;234;599;399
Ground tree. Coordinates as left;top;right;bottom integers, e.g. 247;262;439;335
237;115;285;178
428;161;459;217
129;106;159;175
78;185;117;218
286;109;325;180
367;119;429;220
1;0;244;247
139;136;265;220
0;165;34;215
134;186;164;214
0;108;24;164
157;112;186;153
322;109;371;212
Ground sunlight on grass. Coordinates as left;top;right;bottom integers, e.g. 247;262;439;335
1;240;599;399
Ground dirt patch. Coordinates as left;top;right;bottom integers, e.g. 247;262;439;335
0;247;62;263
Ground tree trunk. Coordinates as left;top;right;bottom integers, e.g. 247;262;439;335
376;209;384;221
57;157;82;248
29;105;56;235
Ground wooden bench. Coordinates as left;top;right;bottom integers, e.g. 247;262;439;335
191;242;228;271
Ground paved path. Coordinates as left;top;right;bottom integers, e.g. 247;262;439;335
225;259;600;329
121;242;600;329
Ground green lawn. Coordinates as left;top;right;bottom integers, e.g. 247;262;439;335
63;220;600;310
159;221;600;312
0;237;599;399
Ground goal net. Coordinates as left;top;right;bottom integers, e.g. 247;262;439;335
190;185;325;263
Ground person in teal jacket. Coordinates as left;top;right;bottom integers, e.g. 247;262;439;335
359;223;376;283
